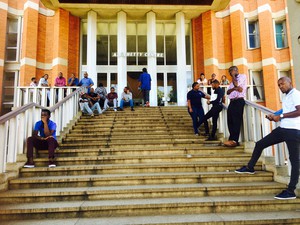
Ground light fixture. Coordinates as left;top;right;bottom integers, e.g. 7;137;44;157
298;35;300;45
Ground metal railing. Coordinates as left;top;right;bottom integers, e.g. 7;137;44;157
0;88;82;173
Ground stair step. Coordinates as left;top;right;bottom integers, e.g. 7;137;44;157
4;211;300;225
31;153;252;166
0;182;285;203
18;162;262;177
9;172;273;189
0;196;299;220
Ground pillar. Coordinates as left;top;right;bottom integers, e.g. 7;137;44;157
147;11;157;106
176;12;187;106
87;10;97;87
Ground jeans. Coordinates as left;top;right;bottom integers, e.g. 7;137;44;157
27;136;58;159
80;102;102;115
227;98;245;143
189;106;209;134
120;99;134;109
107;99;117;108
200;104;223;137
248;127;300;192
142;89;150;103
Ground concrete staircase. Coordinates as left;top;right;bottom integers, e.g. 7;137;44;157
0;107;299;225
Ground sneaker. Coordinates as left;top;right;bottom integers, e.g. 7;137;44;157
131;108;135;111
235;166;255;174
23;162;35;168
274;190;296;200
205;135;217;141
195;133;199;136
201;132;210;137
114;108;117;112
48;160;56;168
119;108;124;111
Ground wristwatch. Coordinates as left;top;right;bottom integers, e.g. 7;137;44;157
280;114;284;118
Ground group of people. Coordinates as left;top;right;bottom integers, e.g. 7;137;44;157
188;66;300;200
24;65;299;200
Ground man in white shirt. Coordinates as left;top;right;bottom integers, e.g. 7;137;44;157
235;77;300;200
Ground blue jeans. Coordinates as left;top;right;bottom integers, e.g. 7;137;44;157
120;99;134;109
189;106;209;134
248;127;300;192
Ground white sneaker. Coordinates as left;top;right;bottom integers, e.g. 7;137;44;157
114;108;117;112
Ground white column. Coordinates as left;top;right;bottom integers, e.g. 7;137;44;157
87;11;97;87
147;11;157;106
176;12;187;106
117;11;127;101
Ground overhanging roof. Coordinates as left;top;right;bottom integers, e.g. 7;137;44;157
41;0;230;19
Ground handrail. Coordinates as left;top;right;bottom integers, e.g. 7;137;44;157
0;88;83;174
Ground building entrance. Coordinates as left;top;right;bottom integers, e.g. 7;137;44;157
127;72;143;105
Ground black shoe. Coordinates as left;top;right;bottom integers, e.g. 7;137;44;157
274;190;296;200
201;132;210;137
205;135;217;141
131;108;135;111
235;166;255;174
119;108;124;111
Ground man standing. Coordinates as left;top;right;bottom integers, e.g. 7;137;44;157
200;80;224;141
187;82;210;136
79;72;94;93
38;74;50;106
235;77;300;200
54;72;67;99
68;73;79;87
223;66;247;147
138;68;151;107
24;109;58;168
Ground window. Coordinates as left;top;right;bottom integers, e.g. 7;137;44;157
6;18;21;62
1;71;19;115
249;70;264;101
275;20;288;48
247;20;260;49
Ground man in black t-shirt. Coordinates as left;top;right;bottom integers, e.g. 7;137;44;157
200;80;224;141
187;82;210;135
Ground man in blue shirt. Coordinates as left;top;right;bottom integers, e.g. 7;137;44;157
138;68;151;107
68;73;79;87
78;72;94;93
24;109;58;168
187;82;210;136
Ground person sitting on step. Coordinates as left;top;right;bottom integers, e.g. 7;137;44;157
120;86;134;111
24;109;58;168
79;91;101;117
107;87;118;111
95;83;108;111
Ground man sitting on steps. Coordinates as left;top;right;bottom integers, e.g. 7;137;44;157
24;109;58;168
120;87;135;111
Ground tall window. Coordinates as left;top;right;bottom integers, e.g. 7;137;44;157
2;71;18;115
156;23;177;65
247;20;260;49
249;70;264;101
275;20;288;48
6;18;21;62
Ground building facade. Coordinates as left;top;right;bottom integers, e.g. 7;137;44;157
0;0;294;115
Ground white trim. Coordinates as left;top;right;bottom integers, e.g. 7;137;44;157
36;62;52;70
20;57;36;67
244;10;258;19
277;61;291;70
204;58;219;67
52;57;68;67
215;10;230;18
230;4;244;14
291;59;293;67
262;57;277;67
258;4;272;14
39;8;55;17
24;1;39;11
7;6;23;16
248;61;262;70
0;59;4;67
0;2;8;11
272;9;286;19
233;57;248;66
218;62;233;70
